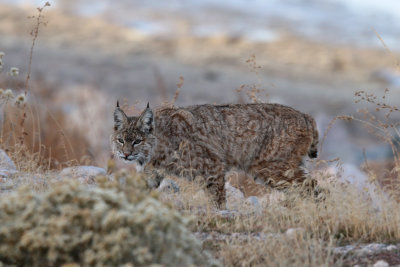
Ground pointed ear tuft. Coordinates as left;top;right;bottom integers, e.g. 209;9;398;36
116;100;120;108
114;106;127;130
137;106;154;134
147;102;150;108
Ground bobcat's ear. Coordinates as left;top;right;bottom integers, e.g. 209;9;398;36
137;105;154;134
114;103;128;131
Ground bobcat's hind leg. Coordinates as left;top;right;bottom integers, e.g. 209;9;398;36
226;169;269;197
249;158;312;188
249;161;322;200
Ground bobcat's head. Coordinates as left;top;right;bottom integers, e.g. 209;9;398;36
111;102;156;171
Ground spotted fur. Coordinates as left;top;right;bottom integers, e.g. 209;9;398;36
111;103;318;208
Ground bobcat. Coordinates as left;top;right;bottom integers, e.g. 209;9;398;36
111;102;318;208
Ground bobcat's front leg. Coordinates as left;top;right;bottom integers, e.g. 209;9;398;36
145;168;165;188
206;173;226;209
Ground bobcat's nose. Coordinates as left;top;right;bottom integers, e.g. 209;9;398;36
124;152;131;158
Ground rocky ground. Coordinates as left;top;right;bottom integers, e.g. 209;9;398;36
2;148;400;266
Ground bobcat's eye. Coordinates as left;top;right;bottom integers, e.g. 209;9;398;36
118;138;124;144
133;139;142;145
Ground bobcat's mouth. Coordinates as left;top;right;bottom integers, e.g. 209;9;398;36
121;155;135;161
120;154;145;165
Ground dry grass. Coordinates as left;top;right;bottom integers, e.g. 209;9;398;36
0;3;92;171
0;81;92;171
320;88;400;196
156;168;400;266
219;235;339;267
236;54;270;103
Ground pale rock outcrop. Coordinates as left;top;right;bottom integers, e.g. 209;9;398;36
59;165;107;184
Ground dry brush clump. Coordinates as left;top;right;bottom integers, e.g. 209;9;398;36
320;88;400;196
0;172;218;267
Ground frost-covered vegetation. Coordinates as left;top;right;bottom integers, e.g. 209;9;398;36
0;172;218;266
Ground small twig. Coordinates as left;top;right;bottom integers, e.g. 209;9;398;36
372;28;400;71
362;148;370;171
164;76;183;107
25;2;51;93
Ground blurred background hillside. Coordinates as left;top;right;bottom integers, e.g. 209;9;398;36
1;0;400;168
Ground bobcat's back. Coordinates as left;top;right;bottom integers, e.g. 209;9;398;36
153;103;317;171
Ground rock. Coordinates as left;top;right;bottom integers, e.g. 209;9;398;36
285;228;305;238
158;178;180;193
226;170;268;197
194;231;274;243
373;260;389;267
0;169;17;178
333;245;356;255
225;182;266;214
0;177;14;192
327;163;387;210
386;245;397;251
225;181;245;210
0;150;17;178
225;181;245;198
333;243;398;257
0;149;16;170
59;166;107;184
358;244;388;255
216;210;239;219
245;196;260;206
